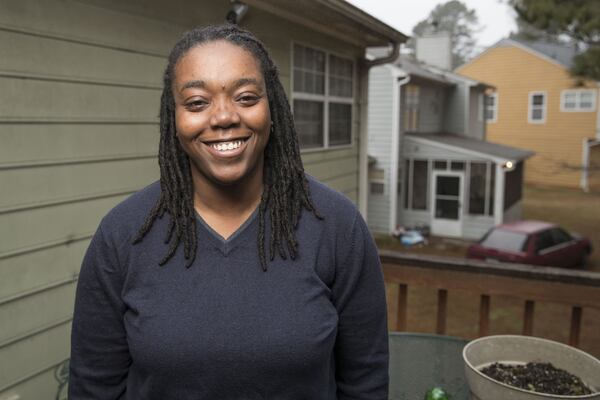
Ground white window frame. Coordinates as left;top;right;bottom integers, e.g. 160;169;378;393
485;93;498;123
291;42;356;152
560;89;597;112
528;91;547;124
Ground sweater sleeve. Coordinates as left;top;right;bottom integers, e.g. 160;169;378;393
332;211;389;400
69;223;131;399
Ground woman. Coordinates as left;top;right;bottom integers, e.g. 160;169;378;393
69;24;388;399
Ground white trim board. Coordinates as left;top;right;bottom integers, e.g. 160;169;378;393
404;135;515;165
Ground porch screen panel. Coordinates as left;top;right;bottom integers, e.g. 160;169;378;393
469;162;486;215
488;163;495;216
504;162;523;211
412;160;428;210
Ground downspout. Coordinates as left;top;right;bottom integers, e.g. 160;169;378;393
358;42;400;218
389;74;410;233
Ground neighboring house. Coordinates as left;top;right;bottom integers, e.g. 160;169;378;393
456;38;600;191
0;0;406;397
367;34;533;239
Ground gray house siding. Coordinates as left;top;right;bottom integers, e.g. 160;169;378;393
366;65;395;233
443;83;467;135
467;86;486;140
0;0;367;397
416;82;446;133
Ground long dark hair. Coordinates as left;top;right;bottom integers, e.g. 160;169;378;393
133;24;321;270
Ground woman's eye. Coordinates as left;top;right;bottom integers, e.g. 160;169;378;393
185;99;208;111
238;95;260;105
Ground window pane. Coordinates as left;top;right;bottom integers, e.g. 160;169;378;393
329;103;352;146
294;100;323;149
435;199;459;219
564;92;577;109
293;44;325;94
481;229;528;252
434;160;447;170
580;91;593;109
404;159;410;209
469;162;486;215
329;55;353;97
370;182;384;194
531;108;543;120
532;94;544;106
412;160;428;210
488;163;495;216
451;161;465;171
535;230;555;252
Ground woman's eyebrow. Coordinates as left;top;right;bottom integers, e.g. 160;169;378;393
179;77;262;93
180;79;205;93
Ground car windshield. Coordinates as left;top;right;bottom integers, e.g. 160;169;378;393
480;229;528;252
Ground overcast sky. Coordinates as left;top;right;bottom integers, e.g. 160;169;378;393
346;0;518;49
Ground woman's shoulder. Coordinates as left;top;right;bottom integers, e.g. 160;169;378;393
305;175;360;223
98;180;161;236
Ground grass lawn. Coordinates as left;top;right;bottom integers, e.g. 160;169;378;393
375;183;600;357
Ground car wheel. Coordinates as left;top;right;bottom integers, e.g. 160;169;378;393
579;251;590;269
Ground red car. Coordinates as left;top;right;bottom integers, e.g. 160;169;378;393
467;220;592;268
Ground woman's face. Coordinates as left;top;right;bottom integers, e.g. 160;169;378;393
173;40;271;188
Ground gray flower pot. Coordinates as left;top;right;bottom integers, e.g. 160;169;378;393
462;335;600;399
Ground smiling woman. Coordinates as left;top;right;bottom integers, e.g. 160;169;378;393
69;24;389;400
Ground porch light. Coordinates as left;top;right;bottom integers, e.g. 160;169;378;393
502;161;514;171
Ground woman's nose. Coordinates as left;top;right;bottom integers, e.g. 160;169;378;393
209;99;240;129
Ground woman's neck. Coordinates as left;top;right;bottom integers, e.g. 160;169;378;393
190;163;264;233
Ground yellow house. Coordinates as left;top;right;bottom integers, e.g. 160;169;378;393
456;39;600;190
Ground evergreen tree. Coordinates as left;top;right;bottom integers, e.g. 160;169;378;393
511;0;600;80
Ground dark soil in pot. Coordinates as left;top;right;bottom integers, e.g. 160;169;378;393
481;362;593;396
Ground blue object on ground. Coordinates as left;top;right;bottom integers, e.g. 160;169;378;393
400;230;427;247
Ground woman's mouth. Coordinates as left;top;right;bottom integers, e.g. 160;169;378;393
209;139;245;152
202;136;250;157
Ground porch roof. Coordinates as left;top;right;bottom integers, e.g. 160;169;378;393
406;132;535;162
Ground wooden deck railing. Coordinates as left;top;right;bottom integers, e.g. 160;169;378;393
380;250;600;350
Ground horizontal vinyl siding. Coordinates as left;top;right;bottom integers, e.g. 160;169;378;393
462;215;494;240
0;0;222;396
417;82;445;133
443;84;466;134
457;45;598;188
1;1;368;395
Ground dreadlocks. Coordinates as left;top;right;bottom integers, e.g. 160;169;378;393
133;24;321;270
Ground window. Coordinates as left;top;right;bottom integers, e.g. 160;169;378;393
480;229;528;252
369;168;385;195
561;89;597;112
404;85;420;131
468;162;495;216
485;93;498;123
403;159;429;210
433;160;447;170
370;182;384;195
293;44;353;149
528;92;546;123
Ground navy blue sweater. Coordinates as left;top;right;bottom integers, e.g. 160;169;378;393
69;177;389;399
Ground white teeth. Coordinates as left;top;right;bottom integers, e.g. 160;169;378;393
210;140;243;152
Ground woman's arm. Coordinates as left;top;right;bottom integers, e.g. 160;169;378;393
69;224;131;399
332;211;389;400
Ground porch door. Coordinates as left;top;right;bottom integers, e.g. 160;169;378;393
431;172;463;237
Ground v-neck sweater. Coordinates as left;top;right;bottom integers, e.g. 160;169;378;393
69;176;389;400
